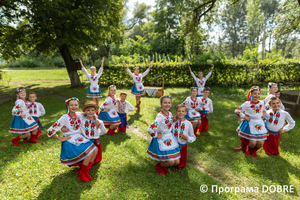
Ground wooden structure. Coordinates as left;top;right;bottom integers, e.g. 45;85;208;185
142;77;164;97
280;89;300;118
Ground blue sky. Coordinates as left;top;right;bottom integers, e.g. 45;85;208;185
126;0;156;18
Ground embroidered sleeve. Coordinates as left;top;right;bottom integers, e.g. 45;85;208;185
283;112;295;132
182;97;190;109
97;67;103;78
12;104;22;116
204;71;212;81
235;103;245;118
126;68;135;79
208;100;213;113
39;104;46;116
98;120;107;135
100;98;110;111
148;120;158;138
47;116;65;137
190;71;197;82
141;68;150;78
81;67;90;78
187;122;196;143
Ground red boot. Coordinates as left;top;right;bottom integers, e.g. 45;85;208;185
177;145;187;168
155;163;165;175
94;143;102;163
12;136;21;146
252;147;260;157
23;138;28;144
161;166;169;173
245;147;253;155
137;102;141;113
30;133;40;143
107;128;113;135
78;164;90;182
194;128;200;137
111;128;118;135
36;130;42;138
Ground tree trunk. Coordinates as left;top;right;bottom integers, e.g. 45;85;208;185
262;10;267;60
59;44;81;88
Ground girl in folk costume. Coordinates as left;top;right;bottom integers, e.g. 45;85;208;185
188;65;214;97
98;85;121;135
182;87;202;137
147;95;181;175
234;86;268;157
265;89;285;111
10;88;39;146
263;97;295;155
27;92;46;138
197;87;213;132
116;92;134;132
172;104;196;168
123;61;152;113
263;82;278;111
47;97;98;183
80;58;104;110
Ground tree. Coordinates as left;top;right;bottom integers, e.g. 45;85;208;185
0;0;124;87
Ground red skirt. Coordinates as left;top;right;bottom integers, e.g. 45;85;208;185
198;117;209;132
263;131;280;155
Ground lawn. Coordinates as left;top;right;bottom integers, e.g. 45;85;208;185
0;69;299;199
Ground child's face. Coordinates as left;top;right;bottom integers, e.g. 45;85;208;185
198;72;203;78
275;92;280;98
251;90;261;102
68;100;79;113
203;90;210;98
120;94;126;102
84;107;96;118
18;91;26;99
270;99;281;111
176;107;187;120
90;68;96;74
161;98;172;112
134;68;139;74
28;94;37;102
109;87;116;96
191;89;198;97
270;85;278;94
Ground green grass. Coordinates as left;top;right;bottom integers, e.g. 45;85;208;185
0;69;299;199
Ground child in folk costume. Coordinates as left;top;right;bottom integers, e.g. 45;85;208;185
80;58;104;109
147;95;181;175
123;61;152;113
47;97;98;183
197;87;213;132
263;82;278;108
27;92;46;138
182;87;202;137
234;86;267;157
263;97;295;155
116;92;134;132
10;88;39;146
188;65;214;97
79;101;106;167
98;85;121;135
172;104;196;168
266;90;285;111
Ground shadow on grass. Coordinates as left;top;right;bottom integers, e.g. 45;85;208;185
36;164;100;200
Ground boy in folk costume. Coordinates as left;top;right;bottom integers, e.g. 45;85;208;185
80;58;104;112
123;61;152;113
234;86;268;157
197;87;213;132
116;92;134;132
172;104;196;168
27;92;46;138
182;87;202;137
188;65;214;97
263;97;295;155
98;85;121;135
10;88;39;145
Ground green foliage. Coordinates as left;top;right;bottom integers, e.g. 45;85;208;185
242;44;259;62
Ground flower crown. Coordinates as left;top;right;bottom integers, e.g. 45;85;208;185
16;88;26;93
90;66;96;69
108;85;116;89
250;86;261;92
191;86;198;90
160;95;172;100
65;97;79;104
268;82;277;86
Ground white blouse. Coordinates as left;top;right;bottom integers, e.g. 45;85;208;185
172;119;196;145
79;113;106;139
126;68;150;84
190;71;212;95
266;109;295;132
26;102;46;117
235;101;265;119
197;97;213;113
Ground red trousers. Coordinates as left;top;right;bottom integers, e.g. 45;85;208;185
241;137;250;152
177;145;187;168
263;133;280;155
198;117;209;132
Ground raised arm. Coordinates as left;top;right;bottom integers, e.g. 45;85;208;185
189;65;197;81
80;58;89;77
124;61;135;78
97;57;104;78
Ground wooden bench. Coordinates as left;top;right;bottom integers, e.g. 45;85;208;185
142;77;164;97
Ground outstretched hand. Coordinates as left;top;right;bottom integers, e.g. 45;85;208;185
211;65;214;70
123;61;128;69
101;57;104;67
79;58;83;68
188;65;192;72
149;61;152;69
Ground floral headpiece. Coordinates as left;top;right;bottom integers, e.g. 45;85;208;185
134;67;139;69
65;97;79;113
191;86;198;90
198;71;202;73
90;66;96;70
16;88;26;93
108;85;116;88
160;95;172;101
265;82;278;95
248;86;261;101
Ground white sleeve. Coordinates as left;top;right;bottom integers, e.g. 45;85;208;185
186;122;196;143
235;102;246;119
39;103;46;117
208;100;213;113
82;67;90;78
190;71;197;82
141;68;150;78
100;98;110;111
204;71;212;81
126;68;135;78
126;101;135;114
147;115;164;138
283;112;295;132
98;120;107;135
97;67;103;78
47;115;66;137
